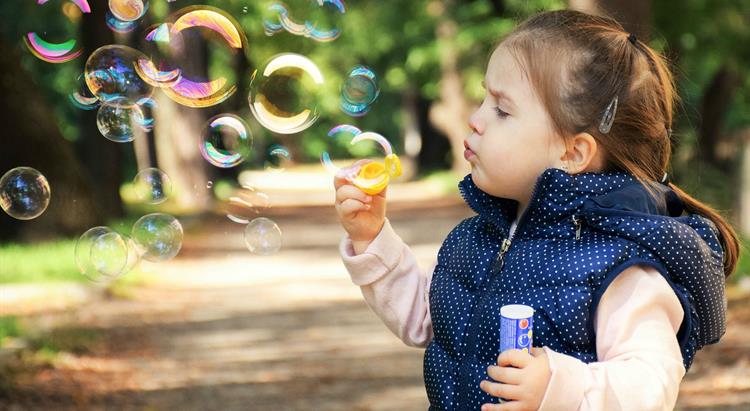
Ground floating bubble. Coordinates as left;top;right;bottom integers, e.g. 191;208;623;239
341;65;379;117
96;98;145;142
90;231;129;277
244;217;282;255
109;0;149;22
134;97;157;131
24;33;82;63
133;168;172;204
85;44;154;106
69;73;100;110
76;226;123;282
200;114;253;168
0;167;51;220
134;57;182;88
105;11;139;33
264;0;345;42
131;213;183;262
248;53;324;134
320;124;363;175
25;0;90;63
264;144;292;172
159;6;246;108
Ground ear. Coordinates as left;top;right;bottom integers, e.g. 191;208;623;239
560;132;604;173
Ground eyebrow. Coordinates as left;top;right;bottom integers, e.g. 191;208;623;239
481;79;517;110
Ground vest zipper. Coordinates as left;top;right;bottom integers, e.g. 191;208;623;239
495;238;512;270
572;214;582;240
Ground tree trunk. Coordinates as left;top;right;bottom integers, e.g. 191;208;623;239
569;0;651;40
697;65;740;172
77;2;124;221
0;38;101;242
428;0;472;175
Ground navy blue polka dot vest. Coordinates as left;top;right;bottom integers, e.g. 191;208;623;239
425;168;726;410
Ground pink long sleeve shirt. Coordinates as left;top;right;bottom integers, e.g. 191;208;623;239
340;218;686;411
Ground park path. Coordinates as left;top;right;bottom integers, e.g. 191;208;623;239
2;200;749;410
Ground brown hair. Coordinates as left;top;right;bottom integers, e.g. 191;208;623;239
499;9;739;278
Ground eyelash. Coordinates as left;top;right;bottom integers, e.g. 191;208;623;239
494;107;509;118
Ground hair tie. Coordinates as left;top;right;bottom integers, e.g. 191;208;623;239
627;33;637;44
660;172;670;185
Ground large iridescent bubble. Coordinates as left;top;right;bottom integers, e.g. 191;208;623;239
85;45;154;106
200;114;253;168
156;6;247;108
0;167;51;220
131;213;183;262
25;0;90;63
248;53;324;134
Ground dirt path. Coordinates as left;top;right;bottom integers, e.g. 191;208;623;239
2;203;749;410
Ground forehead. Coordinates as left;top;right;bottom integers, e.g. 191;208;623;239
485;46;536;105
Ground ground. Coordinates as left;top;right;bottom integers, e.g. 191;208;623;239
1;200;749;410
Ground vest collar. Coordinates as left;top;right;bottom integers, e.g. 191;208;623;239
458;167;674;238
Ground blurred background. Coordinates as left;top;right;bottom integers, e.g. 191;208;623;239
0;0;748;409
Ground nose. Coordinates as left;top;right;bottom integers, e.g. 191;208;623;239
468;108;483;135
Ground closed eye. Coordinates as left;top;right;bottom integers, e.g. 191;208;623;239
494;107;509;119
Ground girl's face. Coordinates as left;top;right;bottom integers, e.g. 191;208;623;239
465;46;566;209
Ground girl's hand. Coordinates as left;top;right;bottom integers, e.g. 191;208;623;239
479;347;551;411
333;161;387;243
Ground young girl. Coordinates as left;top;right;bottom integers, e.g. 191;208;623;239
334;9;738;411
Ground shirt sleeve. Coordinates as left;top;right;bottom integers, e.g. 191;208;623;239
339;218;434;348
537;264;686;411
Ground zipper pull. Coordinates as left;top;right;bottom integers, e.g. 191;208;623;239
495;238;512;270
572;215;582;240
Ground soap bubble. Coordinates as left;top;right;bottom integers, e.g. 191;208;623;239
24;0;90;63
89;231;129;277
69;73;100;110
85;45;154;106
105;10;139;33
248;53;324;134
0;167;51;220
264;0;345;42
109;0;149;22
244;217;282;255
96;98;145;142
134;97;156;131
131;213;183;262
76;226;129;282
133;168;172;204
159;6;247;108
200;114;253;168
264;144;292;172
341;66;379;117
319;124;365;174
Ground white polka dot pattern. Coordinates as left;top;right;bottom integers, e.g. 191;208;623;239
423;168;726;410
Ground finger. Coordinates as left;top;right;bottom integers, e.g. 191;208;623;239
487;365;524;385
480;403;504;411
530;347;546;358
336;185;372;205
479;380;522;401
497;349;532;369
495;401;527;411
337;198;370;217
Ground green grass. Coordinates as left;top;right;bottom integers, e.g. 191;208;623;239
0;316;23;345
0;239;82;284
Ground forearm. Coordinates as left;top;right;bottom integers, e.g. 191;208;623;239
340;218;434;347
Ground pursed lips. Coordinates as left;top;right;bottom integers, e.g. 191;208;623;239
464;140;476;160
